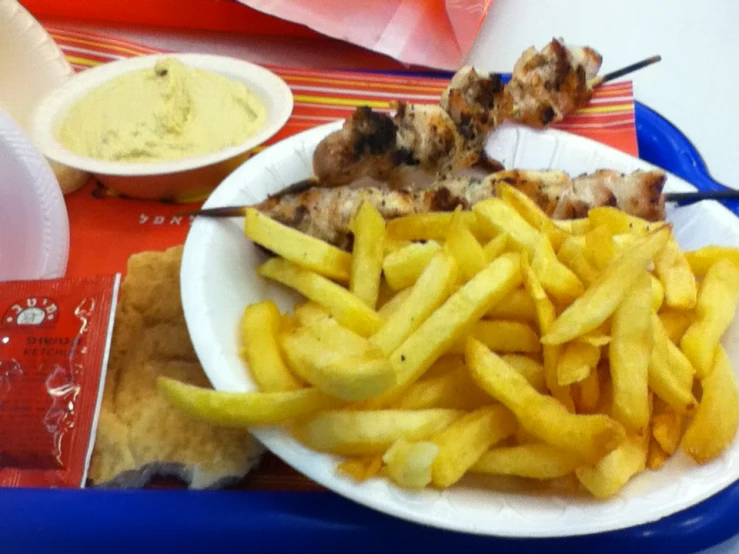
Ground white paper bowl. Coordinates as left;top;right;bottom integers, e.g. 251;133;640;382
0;110;69;281
181;121;739;537
30;53;293;201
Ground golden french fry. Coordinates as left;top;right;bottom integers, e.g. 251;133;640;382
383;241;442;291
682;347;739;464
244;208;351;282
498;182;568;250
658;308;694;344
649;315;699;416
384;238;412;256
395;360;490;410
382;439;439;489
557;342;600;386
532;234;584;304
258;258;383;337
651;401;685;455
652;313;695;390
486;288;538;323
585;225;617;270
502;354;547;393
684;246;739;278
280;328;394;401
423;354;467;379
573;366;601;414
553;218;590;235
241;301;303;391
680;258;739;378
338;455;384;482
471;443;583;479
575;430;649;499
588;206;666;236
386;212;483;242
449;320;541;355
574;324;611;347
466;338;625;463
542;227;671;345
294;409;463;455
293;303;374;356
431;405;517;488
371;252;457;356
654;235;697;310
377;288;412;320
474;198;540;253
646;437;669;470
610;272;652;432
521;253;574;411
650;273;665;312
350;202;386;308
444;211;486;282
387;253;522;396
158;377;341;427
557;236;600;287
483;233;508;262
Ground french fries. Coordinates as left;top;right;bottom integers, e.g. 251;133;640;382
654;235;697;310
466;339;625;463
258;258;383;337
386;212;483;242
682;347;739;464
163;192;739;501
280;327;394;401
158;377;342;426
350;202;386;308
294;409;463;455
680;259;739;378
244;208;351;282
576;430;649;499
383;241;442;291
370;252;456;356
610;273;652;432
557;342;600;386
472;443;583;479
542;227;671;345
430;405;517;488
383;440;439;489
240;301;303;391
444;211;486;282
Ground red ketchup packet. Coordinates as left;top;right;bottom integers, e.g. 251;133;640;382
0;275;120;487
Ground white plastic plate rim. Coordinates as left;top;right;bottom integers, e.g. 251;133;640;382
30;53;294;176
0;111;69;280
181;121;739;538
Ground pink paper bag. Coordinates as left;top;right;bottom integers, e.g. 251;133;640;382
235;0;493;70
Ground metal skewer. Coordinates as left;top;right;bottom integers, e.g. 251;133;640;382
588;55;662;87
181;189;739;219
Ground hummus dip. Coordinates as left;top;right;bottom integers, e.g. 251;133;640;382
58;58;267;163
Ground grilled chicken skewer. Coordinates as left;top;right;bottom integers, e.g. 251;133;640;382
244;169;666;250
312;40;659;190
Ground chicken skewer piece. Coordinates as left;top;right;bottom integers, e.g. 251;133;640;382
312;40;660;189
239;168;666;250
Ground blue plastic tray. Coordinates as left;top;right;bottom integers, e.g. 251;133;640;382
2;102;737;554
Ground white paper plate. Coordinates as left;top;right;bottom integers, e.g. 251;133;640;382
0;111;69;280
181;122;739;537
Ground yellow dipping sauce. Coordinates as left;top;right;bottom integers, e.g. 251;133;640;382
58;58;267;163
